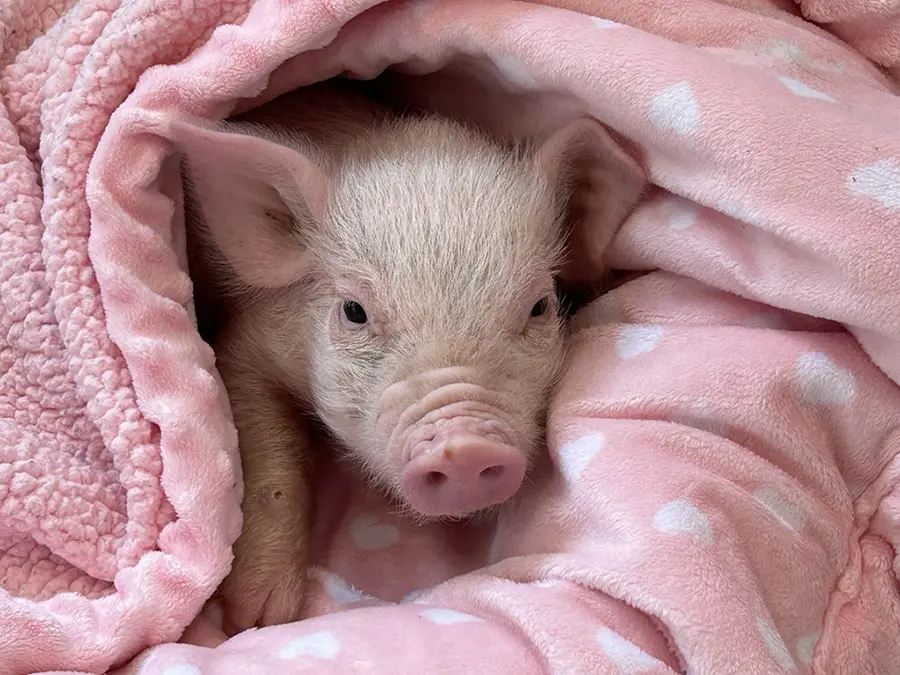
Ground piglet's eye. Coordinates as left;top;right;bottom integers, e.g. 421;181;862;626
530;297;549;318
341;300;368;327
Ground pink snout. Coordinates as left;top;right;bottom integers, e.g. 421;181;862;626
400;433;527;518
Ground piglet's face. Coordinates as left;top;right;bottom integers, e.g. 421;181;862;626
176;109;646;521
305;117;567;519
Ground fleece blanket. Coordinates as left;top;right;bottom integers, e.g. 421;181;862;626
2;0;900;673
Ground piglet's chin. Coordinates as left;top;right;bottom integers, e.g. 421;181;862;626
399;424;527;519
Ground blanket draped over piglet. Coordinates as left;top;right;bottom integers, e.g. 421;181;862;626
1;0;900;673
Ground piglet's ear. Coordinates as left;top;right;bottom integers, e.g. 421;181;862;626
536;117;647;286
172;117;328;288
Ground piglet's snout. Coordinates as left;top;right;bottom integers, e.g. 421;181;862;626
401;432;526;517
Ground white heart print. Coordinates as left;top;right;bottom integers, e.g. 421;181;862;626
653;499;713;544
402;587;429;603
591;16;621;29
760;39;841;74
759;38;806;63
795;632;820;665
669;199;699;230
848;158;900;210
779;76;835;102
324;573;374;604
649;82;700;135
558;432;606;484
278;630;341;660
348;514;401;550
756;617;795;670
616;325;664;359
795;352;856;405
596;627;659;674
421;608;481;625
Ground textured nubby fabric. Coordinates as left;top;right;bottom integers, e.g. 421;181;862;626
1;0;899;673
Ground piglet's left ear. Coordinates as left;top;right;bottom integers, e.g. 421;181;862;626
172;116;328;289
536;116;648;286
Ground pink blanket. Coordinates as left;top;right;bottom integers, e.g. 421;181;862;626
2;0;900;673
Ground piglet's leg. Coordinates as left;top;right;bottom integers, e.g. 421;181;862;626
215;348;314;635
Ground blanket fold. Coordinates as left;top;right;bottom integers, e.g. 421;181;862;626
2;0;900;673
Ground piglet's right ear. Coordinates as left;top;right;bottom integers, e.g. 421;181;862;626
172;117;328;288
536;117;647;286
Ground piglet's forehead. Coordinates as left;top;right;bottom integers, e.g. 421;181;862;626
322;243;558;302
319;194;564;285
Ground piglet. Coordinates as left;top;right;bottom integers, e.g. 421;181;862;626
174;80;645;635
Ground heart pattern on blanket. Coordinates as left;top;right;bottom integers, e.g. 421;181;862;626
595;627;659;674
558;432;606;484
795;352;856;405
278;631;341;660
848;158;900;210
649;82;700;135
348;514;401;550
756;617;795;670
653;499;713;544
591;16;621;29
324;573;376;604
421;608;481;625
402;588;429;603
669;199;699;230
616;325;664;359
795;632;820;665
779;76;835;102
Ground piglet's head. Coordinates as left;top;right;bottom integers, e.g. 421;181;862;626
176;112;644;521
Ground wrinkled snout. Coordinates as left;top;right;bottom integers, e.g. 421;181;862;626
400;430;526;518
379;368;535;519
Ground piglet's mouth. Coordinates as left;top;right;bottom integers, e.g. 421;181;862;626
398;405;526;518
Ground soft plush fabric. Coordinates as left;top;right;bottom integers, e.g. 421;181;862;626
1;0;899;673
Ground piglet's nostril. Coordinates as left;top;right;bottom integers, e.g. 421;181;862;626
479;465;504;479
425;471;448;486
